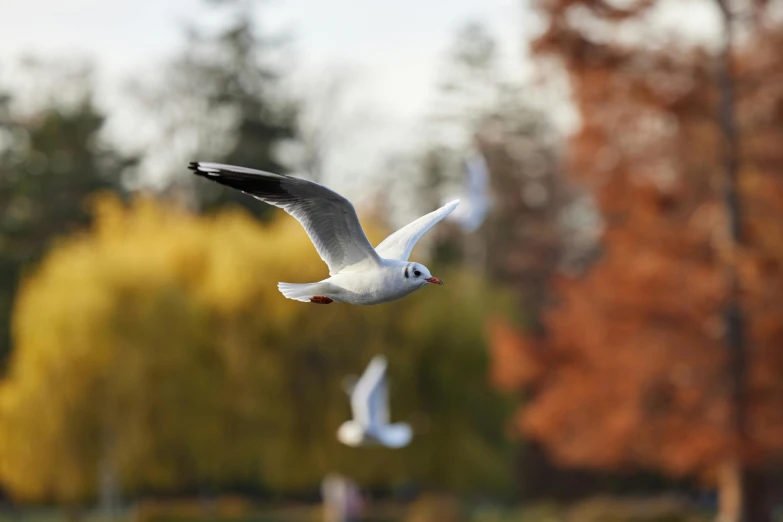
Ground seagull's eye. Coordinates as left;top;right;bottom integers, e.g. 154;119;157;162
413;270;421;277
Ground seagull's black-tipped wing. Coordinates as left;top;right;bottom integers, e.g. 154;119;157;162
189;162;381;275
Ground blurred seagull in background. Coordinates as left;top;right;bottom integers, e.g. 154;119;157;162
188;162;457;305
443;152;492;233
337;355;412;448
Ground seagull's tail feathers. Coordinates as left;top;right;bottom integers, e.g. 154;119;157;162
277;282;326;303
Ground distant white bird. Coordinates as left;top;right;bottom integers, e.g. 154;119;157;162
337;355;412;448
189;162;458;305
443;152;492;233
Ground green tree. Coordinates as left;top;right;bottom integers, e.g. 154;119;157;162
0;195;514;504
139;0;298;217
0;70;134;369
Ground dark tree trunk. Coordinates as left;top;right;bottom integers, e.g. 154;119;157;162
713;1;766;522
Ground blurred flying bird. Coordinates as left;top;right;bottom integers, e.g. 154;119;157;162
443;152;492;233
337;355;412;448
189;162;457;305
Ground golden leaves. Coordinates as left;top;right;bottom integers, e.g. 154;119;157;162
0;194;516;501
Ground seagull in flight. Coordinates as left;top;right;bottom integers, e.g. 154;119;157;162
443;152;492;233
188;162;458;305
337;355;412;448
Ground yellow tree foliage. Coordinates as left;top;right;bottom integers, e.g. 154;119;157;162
0;194;513;503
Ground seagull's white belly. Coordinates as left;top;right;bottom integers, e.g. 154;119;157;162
326;266;416;305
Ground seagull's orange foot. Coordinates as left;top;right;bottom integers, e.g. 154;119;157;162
310;296;334;304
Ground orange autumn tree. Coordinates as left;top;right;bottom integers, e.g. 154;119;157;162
490;0;783;517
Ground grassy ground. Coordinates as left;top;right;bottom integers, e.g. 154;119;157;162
0;496;721;522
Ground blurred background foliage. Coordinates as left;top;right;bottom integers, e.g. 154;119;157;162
0;79;135;369
0;195;514;503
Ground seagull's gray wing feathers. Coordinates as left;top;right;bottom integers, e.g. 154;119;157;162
466;153;490;193
374;200;459;261
189;162;381;275
351;355;389;427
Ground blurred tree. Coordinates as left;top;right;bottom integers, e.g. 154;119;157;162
0;195;514;505
474;109;596;330
426;21;596;323
136;0;297;216
386;25;598;499
0;87;15;371
281;68;370;185
385;21;506;224
433;21;500;136
0;66;133;370
288;72;344;184
491;1;783;520
388;106;597;504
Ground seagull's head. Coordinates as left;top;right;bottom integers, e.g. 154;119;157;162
337;421;366;447
403;263;443;288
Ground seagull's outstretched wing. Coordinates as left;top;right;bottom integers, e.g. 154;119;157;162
189;162;381;275
374;200;460;261
444;153;491;233
466;153;490;194
378;424;412;448
351;355;389;427
461;153;492;232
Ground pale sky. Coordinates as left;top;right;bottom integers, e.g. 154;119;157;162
1;0;722;216
0;0;526;79
1;0;531;202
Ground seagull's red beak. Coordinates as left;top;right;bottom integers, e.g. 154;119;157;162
426;277;444;286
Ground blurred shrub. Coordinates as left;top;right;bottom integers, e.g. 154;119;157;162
469;503;563;522
565;496;706;522
404;493;464;522
466;497;705;522
133;496;253;522
0;194;514;503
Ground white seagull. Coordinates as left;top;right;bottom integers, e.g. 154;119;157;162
337;355;412;448
189;162;458;305
443;152;492;233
